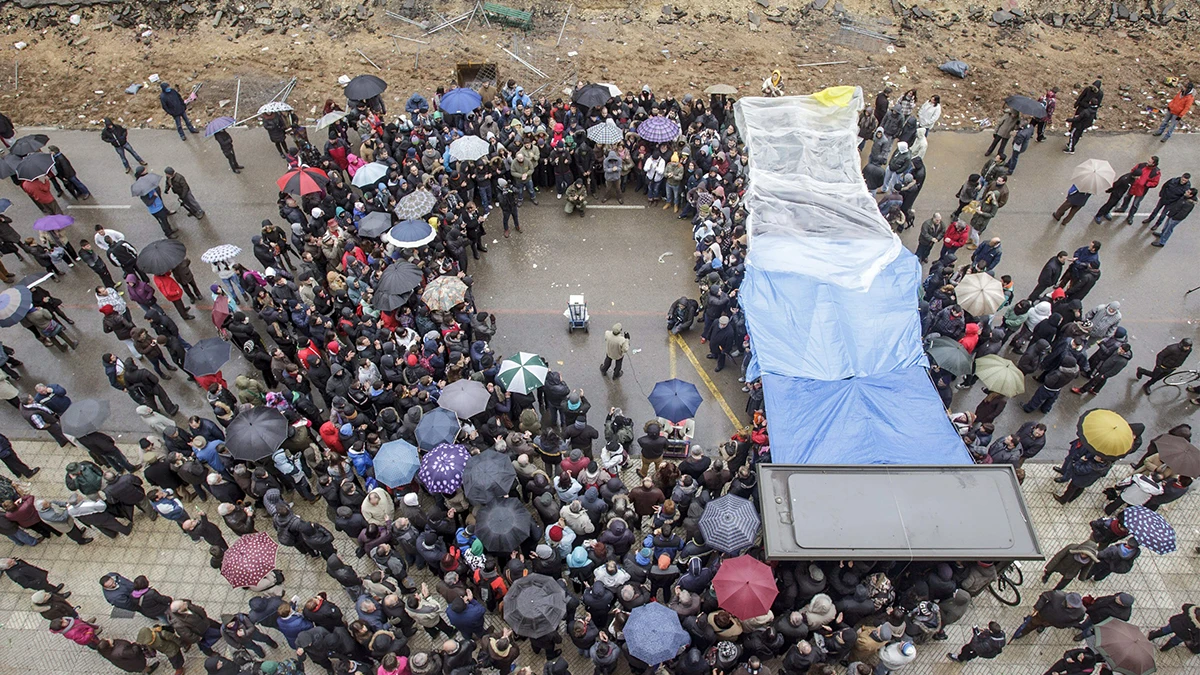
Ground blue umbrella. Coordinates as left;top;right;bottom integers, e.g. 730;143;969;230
0;286;33;328
415;407;460;450
1122;505;1176;554
699;494;761;554
648;378;703;422
418;443;471;494
439;87;483;115
374;439;420;488
204;116;236;138
625;602;690;665
384;219;436;248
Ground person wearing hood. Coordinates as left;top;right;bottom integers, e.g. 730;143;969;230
602;150;623;204
100;118;147;173
882;141;912;193
1022;355;1078;414
159;82;198;140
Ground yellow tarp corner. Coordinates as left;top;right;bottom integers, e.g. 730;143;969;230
811;86;856;108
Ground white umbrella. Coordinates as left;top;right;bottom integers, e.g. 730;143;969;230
351;162;389;188
598;83;622;98
448;135;491;162
1071;159;1116;195
314;110;348;130
257;101;294;115
956;272;1005;316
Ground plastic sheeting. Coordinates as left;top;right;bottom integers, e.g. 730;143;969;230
735;88;971;466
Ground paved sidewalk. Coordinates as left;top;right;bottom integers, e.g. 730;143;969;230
1;438;1199;674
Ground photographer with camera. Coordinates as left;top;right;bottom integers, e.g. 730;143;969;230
599;323;630;380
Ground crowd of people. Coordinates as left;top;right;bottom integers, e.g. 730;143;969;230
0;69;1194;675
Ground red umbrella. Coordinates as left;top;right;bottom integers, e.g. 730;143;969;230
220;532;278;587
712;555;778;620
277;166;329;195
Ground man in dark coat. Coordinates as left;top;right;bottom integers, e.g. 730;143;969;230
102;471;154;520
1144;172;1191;228
182;515;229;552
947;622;1006;662
164;167;204;218
158;82;198;140
124;359;179;415
1136;338;1193;393
101;572;139;612
1029;251;1068;300
1073;592;1134;640
1011;590;1086;640
1;557;64;593
212;128;244;173
168;599;222;655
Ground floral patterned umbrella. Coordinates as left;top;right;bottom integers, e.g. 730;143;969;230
421;275;468;311
221;532;278;587
418;443;471;494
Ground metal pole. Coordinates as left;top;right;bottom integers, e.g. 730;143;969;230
357;49;382;70
233;77;241;120
501;47;547;79
388;33;429;44
556;4;572;47
796;60;850;68
434;11;464;35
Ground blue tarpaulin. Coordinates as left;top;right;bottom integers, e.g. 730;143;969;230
735;90;971;466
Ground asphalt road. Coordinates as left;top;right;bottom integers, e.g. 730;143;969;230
0;122;1197;464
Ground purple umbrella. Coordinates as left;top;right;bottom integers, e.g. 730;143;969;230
32;214;75;231
637;116;681;143
418;443;471;494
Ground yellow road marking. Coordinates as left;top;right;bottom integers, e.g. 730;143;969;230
669;335;677;378
671;334;742;428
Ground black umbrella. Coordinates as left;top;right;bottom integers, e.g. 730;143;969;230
225;406;288;461
344;74;388;101
136;239;187;276
503;574;567;637
357;211;393;238
373;261;423;312
184;337;232;376
0;154;18;179
573;83;614;109
462;449;518;505
9;134;49;157
1004;94;1047;118
476;498;535;552
59;398;109;436
15;153;54;180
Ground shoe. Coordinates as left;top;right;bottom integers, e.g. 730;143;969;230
182;314;195;320
1055;495;1071;504
662;202;669;209
125;167;132;174
515;226;522;232
232;168;242;174
737;377;745;383
1153;131;1162;136
1142;218;1153;224
557;194;562;199
26;467;41;478
1103;214;1113;221
1151;241;1165;247
705;354;716;359
147;663;161;675
947;654;959;662
54;584;65;593
139;160;148;166
531;200;538;206
234;165;245;170
1071;387;1085;394
741;386;750;392
504;231;510;238
64;317;75;325
599;366;608;377
613;372;622;379
1161;137;1168;143
955;382;971;390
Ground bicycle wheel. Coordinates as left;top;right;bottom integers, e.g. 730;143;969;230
1004;562;1024;586
987;578;1021;606
1164;370;1200;386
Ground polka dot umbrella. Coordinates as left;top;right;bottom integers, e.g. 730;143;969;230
1121;505;1176;555
220;532;278;588
418;443;471;494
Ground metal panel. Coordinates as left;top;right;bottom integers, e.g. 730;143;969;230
758;464;1043;561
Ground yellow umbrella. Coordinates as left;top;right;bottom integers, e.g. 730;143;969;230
974;355;1025;397
1078;409;1135;457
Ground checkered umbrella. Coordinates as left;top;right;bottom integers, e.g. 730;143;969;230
497;352;549;395
699;494;761;553
587;120;624;145
637;116;681;143
221;532;278;587
1122;505;1176;554
418;443;471;494
394;190;437;220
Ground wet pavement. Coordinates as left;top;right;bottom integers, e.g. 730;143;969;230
0;124;1197;462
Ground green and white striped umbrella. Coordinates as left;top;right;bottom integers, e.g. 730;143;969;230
497;352;549;394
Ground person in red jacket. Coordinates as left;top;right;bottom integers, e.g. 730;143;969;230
1115;156;1162;225
1154;80;1194;142
940;220;970;258
21;176;62;215
152;273;195;320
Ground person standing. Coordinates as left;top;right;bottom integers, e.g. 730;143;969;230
46;146;91;200
599;323;630;380
1143;172;1191;229
1151;187;1197;247
124;359;180;416
34;498;92;544
107;236;147;282
1147;604;1200;652
159;82;198;140
1064;104;1096;155
984;107;1020;156
132;168;177;238
1153;80;1194;142
101;118;148;173
1136;338;1193;392
78;241;117;288
1021;356;1078;414
212;128;243;173
497;178;521;237
33;382;71;415
1092;172;1136;223
946;621;1005;663
152;273;195;320
19;394;73;447
1034;87;1058;141
0;432;39;478
21;175;63;215
1115;156;1161;224
1006;122;1034;175
163;167;204;219
1011;590;1086;641
914;213;945;263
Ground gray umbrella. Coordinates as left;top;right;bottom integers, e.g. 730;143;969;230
15;153;54;181
356;211;393;238
130;173;162;197
462;449;518;505
59;398;110;437
10;134;49;157
503;574;567;637
437;379;490;419
415;407;459;449
475;497;534;551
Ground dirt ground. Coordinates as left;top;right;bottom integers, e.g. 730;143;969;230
1;0;1198;134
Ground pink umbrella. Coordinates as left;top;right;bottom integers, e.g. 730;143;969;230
713;555;778;620
220;532;278;587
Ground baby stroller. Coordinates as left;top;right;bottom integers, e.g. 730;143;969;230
566;294;589;333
